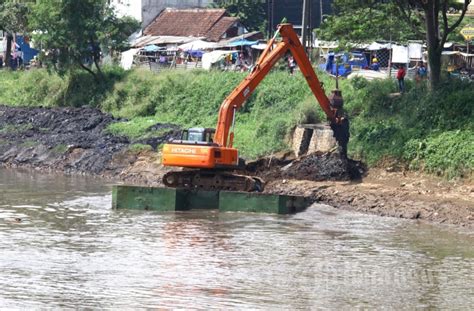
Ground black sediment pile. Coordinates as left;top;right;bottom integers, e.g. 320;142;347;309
282;152;366;181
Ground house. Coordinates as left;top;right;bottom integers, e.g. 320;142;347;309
110;0;213;27
143;8;254;42
123;8;263;70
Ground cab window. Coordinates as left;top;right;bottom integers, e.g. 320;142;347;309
205;131;214;143
188;131;204;142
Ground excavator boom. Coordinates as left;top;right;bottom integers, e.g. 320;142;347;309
162;24;348;192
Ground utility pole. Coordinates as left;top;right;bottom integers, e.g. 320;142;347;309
320;0;323;26
301;0;310;52
267;0;274;38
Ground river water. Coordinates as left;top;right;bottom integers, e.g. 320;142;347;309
0;169;473;309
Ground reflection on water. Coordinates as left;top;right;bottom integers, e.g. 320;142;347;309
0;169;473;309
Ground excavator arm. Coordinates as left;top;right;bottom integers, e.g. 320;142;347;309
162;23;348;192
214;23;344;149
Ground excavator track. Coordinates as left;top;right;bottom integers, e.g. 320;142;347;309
162;170;265;192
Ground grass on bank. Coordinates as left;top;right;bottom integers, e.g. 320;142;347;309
0;67;472;178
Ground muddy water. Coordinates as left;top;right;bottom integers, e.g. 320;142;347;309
0;169;473;309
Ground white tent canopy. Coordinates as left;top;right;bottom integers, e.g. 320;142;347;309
202;50;233;70
367;42;391;51
251;43;268;50
178;40;217;51
132;35;198;48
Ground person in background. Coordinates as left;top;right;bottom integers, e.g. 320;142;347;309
288;55;296;75
371;55;379;71
416;62;427;83
397;65;407;93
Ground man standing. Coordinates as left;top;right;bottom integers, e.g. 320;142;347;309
397;65;406;93
416;63;427;83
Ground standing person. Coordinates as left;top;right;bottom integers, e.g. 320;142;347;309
397;65;406;93
417;62;427;83
371;54;379;71
288;55;296;75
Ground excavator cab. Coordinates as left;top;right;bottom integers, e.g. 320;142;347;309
174;128;216;145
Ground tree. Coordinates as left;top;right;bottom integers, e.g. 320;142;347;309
29;0;139;80
211;0;267;33
394;0;472;88
316;0;424;44
0;0;30;67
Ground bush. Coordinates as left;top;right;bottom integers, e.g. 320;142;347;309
403;130;474;178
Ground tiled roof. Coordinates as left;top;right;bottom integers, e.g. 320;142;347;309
144;8;237;41
205;16;239;41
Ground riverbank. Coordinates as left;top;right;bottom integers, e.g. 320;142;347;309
1;106;472;228
1;68;472;179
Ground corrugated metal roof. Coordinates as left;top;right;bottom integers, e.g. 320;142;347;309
132;36;199;48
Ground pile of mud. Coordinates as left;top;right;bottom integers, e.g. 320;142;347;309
247;151;366;182
282;152;366;181
0;106;179;175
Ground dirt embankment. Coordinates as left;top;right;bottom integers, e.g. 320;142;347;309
0;105;179;183
1;106;472;228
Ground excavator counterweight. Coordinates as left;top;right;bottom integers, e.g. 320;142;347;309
162;24;349;192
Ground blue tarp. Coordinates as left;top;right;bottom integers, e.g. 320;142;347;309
188;50;204;58
348;52;369;68
142;44;163;52
228;39;260;47
318;52;353;76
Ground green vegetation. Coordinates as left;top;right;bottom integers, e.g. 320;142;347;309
128;143;153;153
51;144;69;154
316;1;423;44
21;140;38;148
0;123;33;133
347;77;473;178
106;117;175;141
29;0;140;79
210;0;267;33
0;68;472;179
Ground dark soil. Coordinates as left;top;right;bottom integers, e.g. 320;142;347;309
246;151;366;182
281;152;366;181
0;105;179;176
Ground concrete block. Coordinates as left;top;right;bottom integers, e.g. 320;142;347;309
307;124;337;154
292;124;337;157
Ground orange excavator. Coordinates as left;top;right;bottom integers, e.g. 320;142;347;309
161;24;349;192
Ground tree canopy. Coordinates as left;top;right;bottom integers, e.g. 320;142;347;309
316;0;423;43
29;0;139;79
211;0;267;33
